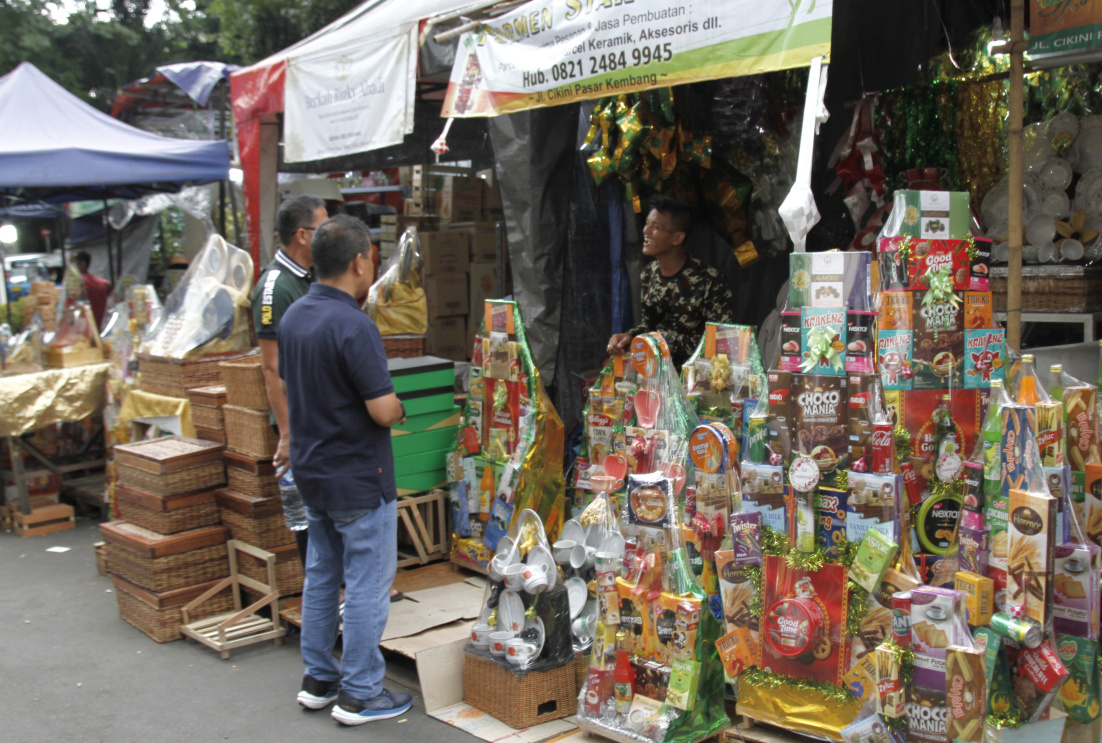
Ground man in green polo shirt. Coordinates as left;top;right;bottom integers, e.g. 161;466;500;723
252;194;327;565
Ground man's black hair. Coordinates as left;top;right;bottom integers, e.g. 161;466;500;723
649;195;693;235
74;250;92;267
311;215;369;280
276;194;325;247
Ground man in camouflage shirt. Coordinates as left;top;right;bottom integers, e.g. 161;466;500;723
608;196;735;367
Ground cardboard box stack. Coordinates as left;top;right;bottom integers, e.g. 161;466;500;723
21;281;60;333
100;436;233;642
379;214;440;263
389;356;460;495
419;225;470;362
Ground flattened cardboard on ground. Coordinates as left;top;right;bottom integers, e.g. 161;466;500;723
380;575;488;715
383;621;473;715
428;703;580;743
382;579;485;642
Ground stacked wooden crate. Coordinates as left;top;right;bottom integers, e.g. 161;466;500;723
101;436;233;642
213;354;302;599
390;356;459;496
189;385;228;445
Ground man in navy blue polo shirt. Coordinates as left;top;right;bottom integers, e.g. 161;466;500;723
277;215;412;725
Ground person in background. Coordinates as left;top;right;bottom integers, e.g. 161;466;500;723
606;196;736;368
278;215;411;725
73;250;112;330
251;194;327;567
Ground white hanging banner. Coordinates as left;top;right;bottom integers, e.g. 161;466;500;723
283;26;417;163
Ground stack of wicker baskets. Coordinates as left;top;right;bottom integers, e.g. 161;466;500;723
101;436;234;642
214;352;303;599
188;385;228;445
220;355;278;460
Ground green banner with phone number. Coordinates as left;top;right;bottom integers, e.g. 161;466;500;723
442;0;833;118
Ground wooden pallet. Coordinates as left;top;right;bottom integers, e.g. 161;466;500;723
397;489;448;568
724;715;829;743
3;503;75;537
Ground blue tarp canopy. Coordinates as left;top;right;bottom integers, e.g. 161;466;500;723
0;62;231;203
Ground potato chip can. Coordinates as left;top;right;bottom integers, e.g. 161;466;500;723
892;591;912;646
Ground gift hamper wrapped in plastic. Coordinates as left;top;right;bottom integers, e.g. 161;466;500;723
365;227;428;336
449;300;565;572
141;235;254;360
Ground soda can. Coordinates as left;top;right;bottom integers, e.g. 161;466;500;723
746;414;768;465
892;591;912;646
989;612;1042;648
871;421;895;474
900;460;922;508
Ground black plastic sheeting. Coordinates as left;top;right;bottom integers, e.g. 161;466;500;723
488;106;576;388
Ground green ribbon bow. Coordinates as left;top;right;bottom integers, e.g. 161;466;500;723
800;326;842;373
922;265;962;315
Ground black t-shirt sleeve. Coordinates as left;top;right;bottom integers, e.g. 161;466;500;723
253;270;297;340
345;319;394;401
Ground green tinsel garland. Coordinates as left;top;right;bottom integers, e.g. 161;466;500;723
761;525;789;556
894;425;913;463
881;638;915;685
837;538;861;568
845;585;869;637
886;717;907;736
830;469;849;491
741;667;857;704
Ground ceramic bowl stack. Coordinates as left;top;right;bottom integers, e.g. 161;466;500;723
984;112;1102;264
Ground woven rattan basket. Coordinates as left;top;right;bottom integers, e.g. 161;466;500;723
219;356;269;411
238;544;304;597
383;334;425;359
574;652;590;693
218;509;295;550
111;574;234;643
226;468;279;499
117;461;226;497
990;265;1102;313
223;405;278;459
117;498;221;535
191;405;224;430
463;651;577;729
106;542;229;593
138;352;251;399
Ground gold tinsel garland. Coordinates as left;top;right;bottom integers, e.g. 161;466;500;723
741;667;857;704
894;424;913;462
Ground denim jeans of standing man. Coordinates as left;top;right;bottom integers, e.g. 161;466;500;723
300;499;397;702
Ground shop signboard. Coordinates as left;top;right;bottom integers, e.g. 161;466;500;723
283;27;416;163
1029;0;1102;59
442;0;833;117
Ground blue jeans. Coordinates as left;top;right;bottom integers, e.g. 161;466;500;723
301;499;397;702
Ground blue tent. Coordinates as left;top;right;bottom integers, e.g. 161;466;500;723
0;62;231;202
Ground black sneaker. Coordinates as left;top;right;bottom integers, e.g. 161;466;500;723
331;689;413;725
297;674;340;710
